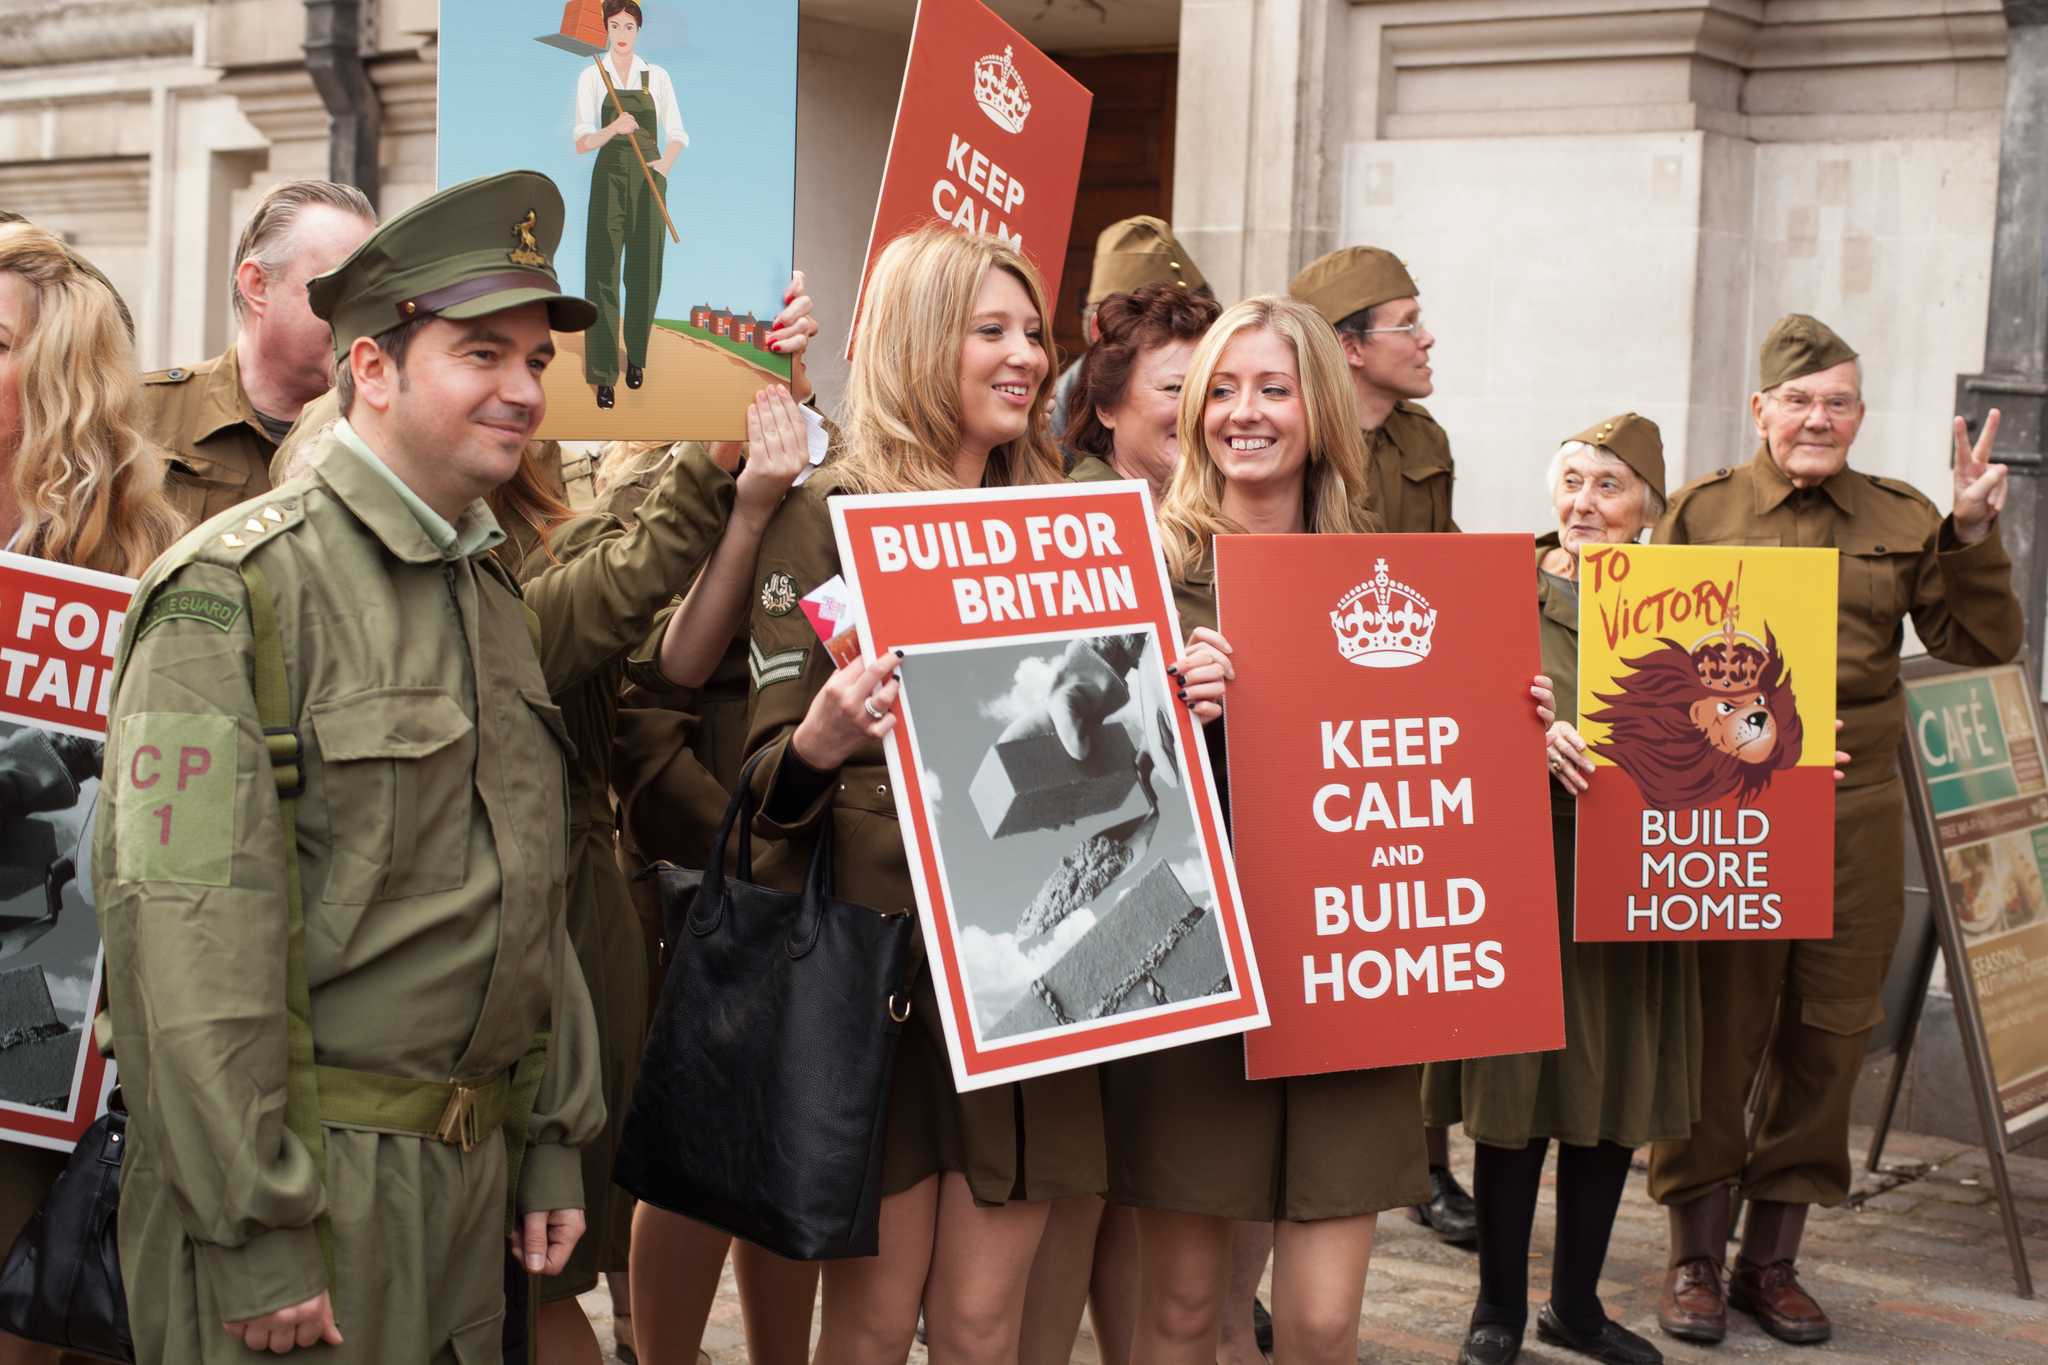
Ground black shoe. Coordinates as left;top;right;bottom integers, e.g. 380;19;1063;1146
1458;1323;1522;1365
595;384;615;410
1408;1165;1479;1247
626;362;644;390
1537;1303;1662;1365
1252;1296;1273;1354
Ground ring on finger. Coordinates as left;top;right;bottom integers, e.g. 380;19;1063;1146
862;696;886;721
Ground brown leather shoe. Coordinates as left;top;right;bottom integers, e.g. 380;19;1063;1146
1659;1256;1727;1344
1729;1258;1831;1344
1657;1187;1731;1343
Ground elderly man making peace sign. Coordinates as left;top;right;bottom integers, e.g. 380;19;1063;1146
1646;314;2022;1350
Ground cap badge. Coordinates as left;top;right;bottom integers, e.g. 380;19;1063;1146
761;571;797;617
509;211;549;269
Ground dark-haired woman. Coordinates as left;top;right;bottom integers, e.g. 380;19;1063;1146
1064;282;1223;501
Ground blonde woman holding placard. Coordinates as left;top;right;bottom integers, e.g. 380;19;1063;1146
1107;295;1556;1365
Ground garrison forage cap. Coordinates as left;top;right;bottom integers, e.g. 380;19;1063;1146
1087;215;1207;306
1289;246;1420;326
307;170;598;361
1759;313;1858;392
1567;411;1666;498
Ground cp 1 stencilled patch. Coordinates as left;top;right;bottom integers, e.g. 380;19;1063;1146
114;712;236;886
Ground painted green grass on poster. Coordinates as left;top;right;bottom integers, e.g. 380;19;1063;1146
655;319;794;380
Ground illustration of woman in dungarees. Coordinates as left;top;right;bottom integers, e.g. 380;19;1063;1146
574;0;687;409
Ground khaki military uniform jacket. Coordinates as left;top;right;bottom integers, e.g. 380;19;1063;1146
510;443;736;1294
96;431;603;1363
138;344;279;525
1364;401;1457;533
1655;447;2023;787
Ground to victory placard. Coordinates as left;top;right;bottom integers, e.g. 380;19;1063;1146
828;483;1265;1092
1574;543;1837;941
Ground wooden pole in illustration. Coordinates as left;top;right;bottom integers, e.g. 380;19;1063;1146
595;53;681;244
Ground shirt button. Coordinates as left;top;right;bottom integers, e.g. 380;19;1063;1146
876;783;889;798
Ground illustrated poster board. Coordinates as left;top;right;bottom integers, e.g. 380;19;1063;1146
1574;544;1837;941
1215;534;1562;1079
1898;654;2048;1298
438;0;798;441
0;552;128;1151
848;0;1092;353
1901;659;2048;1137
828;483;1266;1092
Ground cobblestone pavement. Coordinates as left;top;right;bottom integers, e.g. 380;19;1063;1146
578;1125;2048;1363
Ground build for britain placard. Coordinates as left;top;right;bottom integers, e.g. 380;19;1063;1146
0;552;128;1151
1215;534;1562;1079
1574;543;1837;941
828;483;1265;1092
849;0;1092;352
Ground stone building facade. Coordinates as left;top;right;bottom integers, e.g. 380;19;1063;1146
0;0;2026;542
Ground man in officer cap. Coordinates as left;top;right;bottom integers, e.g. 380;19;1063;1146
96;170;604;1363
1647;314;2020;1347
1049;214;1210;441
1291;245;1458;535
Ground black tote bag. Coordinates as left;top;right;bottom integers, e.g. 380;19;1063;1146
0;1110;134;1362
613;749;915;1261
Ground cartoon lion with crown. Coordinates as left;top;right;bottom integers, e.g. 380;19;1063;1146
1586;614;1804;809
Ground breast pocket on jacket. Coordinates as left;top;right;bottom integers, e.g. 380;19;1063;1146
308;687;475;904
1838;535;1911;631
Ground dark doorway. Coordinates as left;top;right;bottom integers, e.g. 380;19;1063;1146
1047;51;1178;364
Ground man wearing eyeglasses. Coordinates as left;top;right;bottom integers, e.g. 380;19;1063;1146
1646;313;2021;1348
1291;246;1459;536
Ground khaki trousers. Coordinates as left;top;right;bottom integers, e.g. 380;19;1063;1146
1648;777;1904;1208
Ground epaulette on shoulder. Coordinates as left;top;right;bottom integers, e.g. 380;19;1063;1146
1864;473;1937;510
189;497;307;566
142;366;194;385
1668;464;1736;505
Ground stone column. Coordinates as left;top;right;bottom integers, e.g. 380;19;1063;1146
1958;1;2048;683
1171;0;1351;301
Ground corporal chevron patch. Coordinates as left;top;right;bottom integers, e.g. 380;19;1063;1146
749;638;807;690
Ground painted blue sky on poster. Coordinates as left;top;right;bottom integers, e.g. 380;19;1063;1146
437;0;797;327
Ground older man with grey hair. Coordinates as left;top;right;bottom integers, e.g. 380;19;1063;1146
139;179;375;523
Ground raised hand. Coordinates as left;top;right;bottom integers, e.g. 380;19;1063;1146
1952;408;2008;546
736;387;810;517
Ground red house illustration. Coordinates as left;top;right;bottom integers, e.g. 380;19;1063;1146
734;313;760;345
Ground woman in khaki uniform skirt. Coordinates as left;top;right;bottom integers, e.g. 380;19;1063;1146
1103;296;1556;1365
739;226;1110;1364
1420;416;1692;1365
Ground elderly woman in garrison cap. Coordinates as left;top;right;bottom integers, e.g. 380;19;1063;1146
1423;415;1693;1365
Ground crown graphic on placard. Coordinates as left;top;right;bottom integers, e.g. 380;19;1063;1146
974;45;1033;133
1688;563;1765;692
1329;558;1438;669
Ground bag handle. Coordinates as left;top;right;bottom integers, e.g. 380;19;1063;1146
696;743;838;947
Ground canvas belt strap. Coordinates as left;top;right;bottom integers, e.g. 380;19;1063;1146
311;1065;515;1150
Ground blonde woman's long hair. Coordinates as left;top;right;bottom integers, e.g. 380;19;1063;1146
1157;295;1375;581
833;225;1064;495
0;224;184;576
